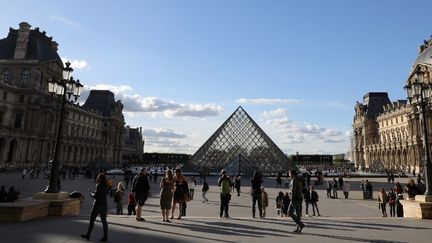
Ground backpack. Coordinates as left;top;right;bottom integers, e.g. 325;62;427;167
220;179;231;195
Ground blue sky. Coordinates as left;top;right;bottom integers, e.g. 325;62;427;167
1;0;430;155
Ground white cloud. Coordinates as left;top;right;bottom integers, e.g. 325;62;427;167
61;57;89;70
143;128;186;139
265;116;346;144
80;83;224;118
50;15;87;31
266;117;292;126
145;138;196;153
236;98;303;105
261;108;288;118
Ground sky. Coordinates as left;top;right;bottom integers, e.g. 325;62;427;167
1;0;430;155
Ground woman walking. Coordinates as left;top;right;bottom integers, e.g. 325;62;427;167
387;188;396;217
114;182;125;215
378;188;388;217
171;168;188;220
81;173;109;242
202;177;209;203
250;171;263;218
160;169;174;222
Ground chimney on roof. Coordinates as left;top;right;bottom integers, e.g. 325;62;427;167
51;41;58;51
14;22;31;59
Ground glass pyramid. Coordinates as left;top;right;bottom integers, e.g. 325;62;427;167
190;106;293;175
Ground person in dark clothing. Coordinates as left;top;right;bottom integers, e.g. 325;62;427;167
289;169;305;233
235;176;241;196
387;188;397;217
218;170;232;218
0;186;7;202
81;173;109;242
303;187;311;216
276;172;282;188
132;167;151;221
6;186;20;202
250;171;263;218
310;186;321;216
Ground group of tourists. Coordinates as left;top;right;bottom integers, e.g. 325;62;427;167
81;166;431;241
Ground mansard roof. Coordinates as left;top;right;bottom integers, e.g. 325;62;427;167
83;90;116;117
362;92;391;119
0;23;61;62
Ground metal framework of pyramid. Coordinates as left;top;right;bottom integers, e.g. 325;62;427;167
189;106;293;175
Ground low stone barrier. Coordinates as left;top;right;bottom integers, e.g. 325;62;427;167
0;198;81;222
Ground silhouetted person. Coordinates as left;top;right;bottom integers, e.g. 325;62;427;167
81;173;108;242
7;186;20;202
0;186;7;202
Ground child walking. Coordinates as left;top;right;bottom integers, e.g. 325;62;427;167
127;192;136;215
114;182;125;215
261;186;269;218
276;191;284;218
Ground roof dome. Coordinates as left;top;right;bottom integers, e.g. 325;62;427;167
414;45;432;67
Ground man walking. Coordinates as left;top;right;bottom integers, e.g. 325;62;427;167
132;167;151;221
218;169;231;218
288;169;305;233
250;171;263;218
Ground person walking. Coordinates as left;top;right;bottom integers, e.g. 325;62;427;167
202;177;209;203
114;182;125;215
388;188;396;217
81;173;109;242
250;171;263;218
303;186;311;217
288;169;305;233
343;181;351;199
332;181;338;199
326;181;332;198
378;188;388;217
218;169;232;218
276;172;282;188
276;191;284;218
261;186;269;218
0;185;7;202
235;176;241;196
171;168;188;220
310;186;321;216
132;167;151;222
127;192;136;216
160;169;174;222
365;180;373;199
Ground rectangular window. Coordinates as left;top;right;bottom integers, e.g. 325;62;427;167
21;69;30;85
0;111;3;125
3;92;7;100
2;71;10;83
14;113;23;128
19;95;25;103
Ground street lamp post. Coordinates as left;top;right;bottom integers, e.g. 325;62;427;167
405;66;432;197
45;61;83;193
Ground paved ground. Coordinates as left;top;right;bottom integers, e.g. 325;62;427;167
1;172;431;243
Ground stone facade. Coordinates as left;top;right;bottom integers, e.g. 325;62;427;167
352;38;432;173
123;126;144;163
0;22;126;169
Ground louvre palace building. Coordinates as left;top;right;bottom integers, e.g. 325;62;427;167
353;38;432;173
0;22;142;169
